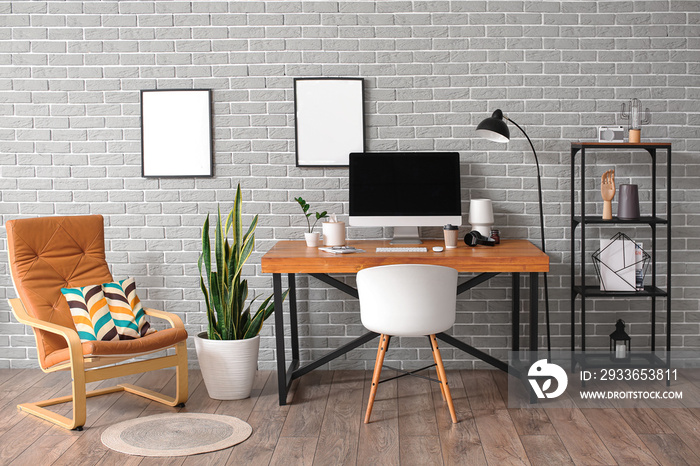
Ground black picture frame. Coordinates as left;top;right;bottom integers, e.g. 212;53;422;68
141;89;213;178
294;77;365;167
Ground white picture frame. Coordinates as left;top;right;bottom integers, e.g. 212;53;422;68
141;89;213;177
294;78;365;167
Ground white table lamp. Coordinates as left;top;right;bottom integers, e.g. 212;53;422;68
468;199;494;237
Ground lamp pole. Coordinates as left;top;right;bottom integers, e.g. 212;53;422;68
504;116;552;353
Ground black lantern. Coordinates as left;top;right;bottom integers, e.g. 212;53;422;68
610;319;631;361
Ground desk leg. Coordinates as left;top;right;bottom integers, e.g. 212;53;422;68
529;272;539;403
512;273;520;353
273;273;288;406
288;274;299;362
529;272;539;355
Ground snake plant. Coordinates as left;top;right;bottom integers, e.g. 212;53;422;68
198;184;286;340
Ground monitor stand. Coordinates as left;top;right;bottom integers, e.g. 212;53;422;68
390;226;422;244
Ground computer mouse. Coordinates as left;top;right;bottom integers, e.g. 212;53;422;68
432;246;444;252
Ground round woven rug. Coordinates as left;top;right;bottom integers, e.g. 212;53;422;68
101;413;252;457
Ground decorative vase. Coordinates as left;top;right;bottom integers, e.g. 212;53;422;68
304;232;320;247
194;332;259;400
617;184;640;220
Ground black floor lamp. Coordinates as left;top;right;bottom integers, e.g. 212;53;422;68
476;109;552;352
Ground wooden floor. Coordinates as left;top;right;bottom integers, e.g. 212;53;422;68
1;368;700;465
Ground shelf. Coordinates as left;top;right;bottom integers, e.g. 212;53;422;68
572;216;668;227
573;285;668;298
571;142;672;150
570;142;671;360
573;352;668;370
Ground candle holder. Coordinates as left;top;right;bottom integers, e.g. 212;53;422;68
610;319;631;362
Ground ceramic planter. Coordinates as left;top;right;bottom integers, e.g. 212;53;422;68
194;332;259;400
304;231;320;247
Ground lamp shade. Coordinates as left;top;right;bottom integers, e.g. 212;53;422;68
476;109;510;143
468;198;494;237
468;199;494;225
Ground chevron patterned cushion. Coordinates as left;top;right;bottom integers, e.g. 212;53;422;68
102;277;154;339
61;285;119;342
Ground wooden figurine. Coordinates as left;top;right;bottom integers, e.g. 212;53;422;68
601;169;615;220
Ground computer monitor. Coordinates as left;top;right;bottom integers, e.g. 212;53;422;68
349;152;462;244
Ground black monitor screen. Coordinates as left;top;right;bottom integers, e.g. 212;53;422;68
349;152;461;217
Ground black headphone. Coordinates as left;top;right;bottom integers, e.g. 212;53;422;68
464;230;495;247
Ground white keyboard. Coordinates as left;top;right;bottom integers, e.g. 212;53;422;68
376;247;428;253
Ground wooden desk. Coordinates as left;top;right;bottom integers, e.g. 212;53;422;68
261;239;549;405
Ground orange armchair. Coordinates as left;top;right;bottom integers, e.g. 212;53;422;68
6;215;188;430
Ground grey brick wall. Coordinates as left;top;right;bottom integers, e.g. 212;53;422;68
1;1;698;370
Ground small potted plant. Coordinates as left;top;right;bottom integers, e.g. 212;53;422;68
295;197;328;247
195;184;287;400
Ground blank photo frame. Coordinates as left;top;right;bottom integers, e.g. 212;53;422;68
141;89;213;177
294;78;365;167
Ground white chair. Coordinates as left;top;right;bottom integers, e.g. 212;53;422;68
357;264;459;424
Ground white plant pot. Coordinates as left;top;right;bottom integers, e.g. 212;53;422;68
304;231;320;247
194;332;260;400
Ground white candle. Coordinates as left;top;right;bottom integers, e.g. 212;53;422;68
615;342;627;359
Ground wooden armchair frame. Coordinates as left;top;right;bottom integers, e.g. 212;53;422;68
9;298;188;430
6;214;190;431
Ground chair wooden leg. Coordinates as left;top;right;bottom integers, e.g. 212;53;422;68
71;365;87;429
174;341;189;405
365;334;390;424
430;334;457;424
429;336;446;401
17;384;121;430
17;344;189;430
120;341;189;406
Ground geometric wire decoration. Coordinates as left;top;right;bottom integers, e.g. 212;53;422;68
592;232;651;291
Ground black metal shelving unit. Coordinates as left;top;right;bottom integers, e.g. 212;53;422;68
570;142;672;371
